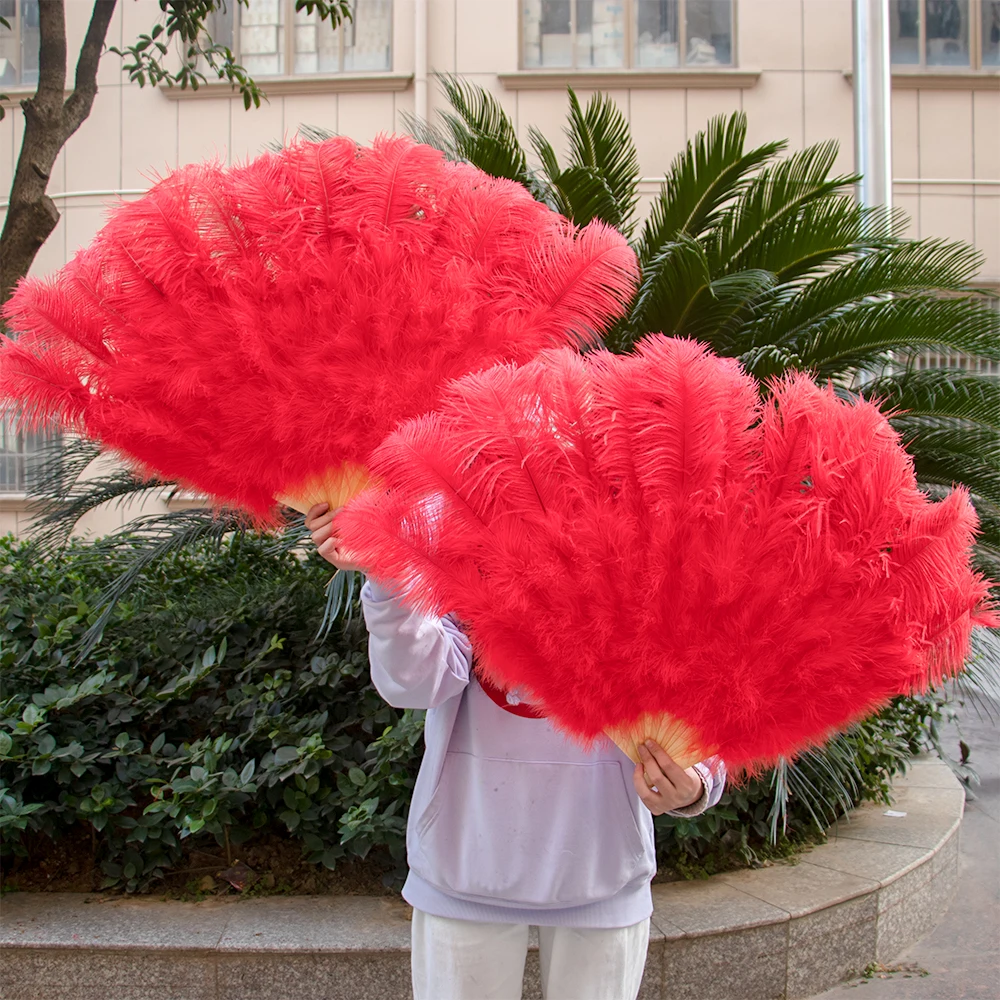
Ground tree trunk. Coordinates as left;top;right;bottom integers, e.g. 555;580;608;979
0;0;118;307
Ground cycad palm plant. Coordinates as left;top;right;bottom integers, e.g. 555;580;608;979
20;82;999;840
415;78;1000;585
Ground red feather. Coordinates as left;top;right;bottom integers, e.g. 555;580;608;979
0;135;638;521
339;336;997;774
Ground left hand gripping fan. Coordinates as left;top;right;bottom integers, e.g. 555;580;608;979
0;135;638;523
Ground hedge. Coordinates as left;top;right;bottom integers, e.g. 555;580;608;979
0;533;941;892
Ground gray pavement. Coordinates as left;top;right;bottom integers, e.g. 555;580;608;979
812;695;1000;1000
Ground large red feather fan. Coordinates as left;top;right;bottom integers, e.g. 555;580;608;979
338;336;997;774
0;135;637;521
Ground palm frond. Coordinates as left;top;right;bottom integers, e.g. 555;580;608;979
722;197;900;285
866;369;1000;431
563;88;640;235
639;113;785;261
527;126;618;224
24;437;173;549
425;74;534;186
676;269;779;355
954;630;1000;723
769;729;891;838
896;413;1000;507
625;237;712;342
76;508;248;660
711;141;858;274
743;240;990;360
25;435;102;509
296;124;337;144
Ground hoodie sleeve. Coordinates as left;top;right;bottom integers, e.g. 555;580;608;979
361;579;473;710
666;756;727;818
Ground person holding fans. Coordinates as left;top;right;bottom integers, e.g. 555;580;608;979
305;502;725;1000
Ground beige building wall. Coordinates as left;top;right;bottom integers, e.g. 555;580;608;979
1;0;998;536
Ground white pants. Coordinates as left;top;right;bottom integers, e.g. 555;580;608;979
410;909;650;1000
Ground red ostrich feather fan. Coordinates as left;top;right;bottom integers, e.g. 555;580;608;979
338;336;997;774
0;135;637;522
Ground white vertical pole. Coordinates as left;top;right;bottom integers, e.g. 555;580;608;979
414;0;429;123
853;0;894;210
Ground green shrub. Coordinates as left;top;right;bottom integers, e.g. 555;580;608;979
1;533;951;892
1;534;418;891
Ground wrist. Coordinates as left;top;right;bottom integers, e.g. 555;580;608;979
679;768;707;808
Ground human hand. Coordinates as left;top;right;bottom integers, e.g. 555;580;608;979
304;503;368;573
632;740;704;815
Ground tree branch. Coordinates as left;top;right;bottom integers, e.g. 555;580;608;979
64;0;118;132
35;0;68;110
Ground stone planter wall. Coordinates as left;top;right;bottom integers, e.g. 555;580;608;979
0;757;964;1000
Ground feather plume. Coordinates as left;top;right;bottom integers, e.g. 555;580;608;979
340;336;997;774
0;135;638;522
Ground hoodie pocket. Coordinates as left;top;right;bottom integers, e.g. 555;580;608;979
411;751;646;907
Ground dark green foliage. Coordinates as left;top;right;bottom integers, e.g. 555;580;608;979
1;534;970;892
654;693;949;876
0;535;418;891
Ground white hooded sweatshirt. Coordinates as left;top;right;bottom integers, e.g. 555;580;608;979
362;580;726;928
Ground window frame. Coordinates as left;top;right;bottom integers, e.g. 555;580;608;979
0;0;38;88
518;0;737;72
890;0;1000;72
219;0;394;79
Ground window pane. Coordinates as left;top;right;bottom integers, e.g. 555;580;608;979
890;0;920;63
685;0;732;65
0;416;52;493
0;2;16;87
575;1;625;68
925;0;969;65
523;0;573;67
208;2;236;50
294;3;340;73
983;0;1000;65
0;0;38;86
636;0;679;66
343;0;392;71
19;0;38;85
241;0;284;76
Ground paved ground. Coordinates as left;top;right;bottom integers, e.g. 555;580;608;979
811;693;1000;1000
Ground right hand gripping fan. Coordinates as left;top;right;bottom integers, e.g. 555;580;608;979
0;135;637;523
338;336;997;775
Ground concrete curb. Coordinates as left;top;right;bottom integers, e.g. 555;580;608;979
0;757;964;1000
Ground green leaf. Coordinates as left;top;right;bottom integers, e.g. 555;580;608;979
627;237;712;342
710;140;856;275
0;732;12;757
348;767;367;786
640;112;784;260
427;74;533;186
563;88;640;235
866;369;1000;432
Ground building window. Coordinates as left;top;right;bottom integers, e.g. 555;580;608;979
0;0;39;87
210;0;392;77
890;0;1000;69
0;417;52;494
522;0;734;69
